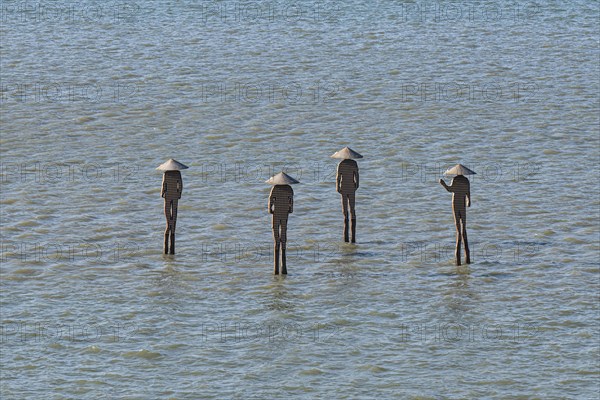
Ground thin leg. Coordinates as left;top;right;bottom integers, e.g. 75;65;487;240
164;226;170;254
462;220;470;264
455;229;462;266
164;200;171;254
274;242;280;275
349;193;356;243
172;200;178;222
343;216;349;242
341;194;349;242
281;243;287;275
453;210;463;266
170;230;175;254
273;220;281;274
164;200;170;221
170;200;178;254
280;220;288;274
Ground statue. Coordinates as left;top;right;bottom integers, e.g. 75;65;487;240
157;159;188;254
266;172;299;274
331;147;363;243
439;164;475;265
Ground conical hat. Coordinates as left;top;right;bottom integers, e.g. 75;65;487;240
156;159;189;171
444;164;476;176
265;171;300;185
331;146;363;159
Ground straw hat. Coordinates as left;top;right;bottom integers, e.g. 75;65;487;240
331;146;363;160
156;159;189;171
265;171;300;185
444;164;476;176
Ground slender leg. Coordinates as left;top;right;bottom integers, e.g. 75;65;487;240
280;219;288;274
343;217;349;242
274;242;280;275
170;200;177;255
164;200;171;254
349;193;356;243
453;210;463;266
455;229;462;266
273;220;281;274
341;194;349;242
164;226;170;254
462;219;470;264
172;200;178;223
281;243;287;275
164;200;170;221
170;230;175;254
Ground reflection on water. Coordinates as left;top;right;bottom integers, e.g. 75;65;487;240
267;277;296;312
444;266;474;314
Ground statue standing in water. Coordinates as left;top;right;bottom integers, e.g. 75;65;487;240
331;147;363;243
439;164;475;266
266;172;299;275
157;159;188;254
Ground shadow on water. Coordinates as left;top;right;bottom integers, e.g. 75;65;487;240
322;243;378;269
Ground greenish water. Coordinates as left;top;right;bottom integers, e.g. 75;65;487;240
1;1;598;398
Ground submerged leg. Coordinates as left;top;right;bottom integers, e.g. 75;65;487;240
455;229;462;266
452;209;464;265
170;200;178;254
281;242;287;275
164;225;170;254
164;200;171;254
273;220;281;274
349;193;356;243
170;230;175;254
274;241;280;275
341;195;349;242
280;219;288;274
462;219;470;264
453;211;462;266
343;217;349;242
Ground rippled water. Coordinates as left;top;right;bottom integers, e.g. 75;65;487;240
1;0;599;398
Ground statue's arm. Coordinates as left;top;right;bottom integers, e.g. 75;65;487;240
268;195;274;214
439;178;451;192
466;181;471;207
336;164;342;193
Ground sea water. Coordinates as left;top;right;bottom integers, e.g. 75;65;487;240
1;1;598;398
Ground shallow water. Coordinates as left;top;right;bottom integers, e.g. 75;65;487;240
1;1;599;398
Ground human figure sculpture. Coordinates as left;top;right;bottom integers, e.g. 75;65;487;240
439;164;475;266
157;159;188;254
266;171;299;274
331;147;363;243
